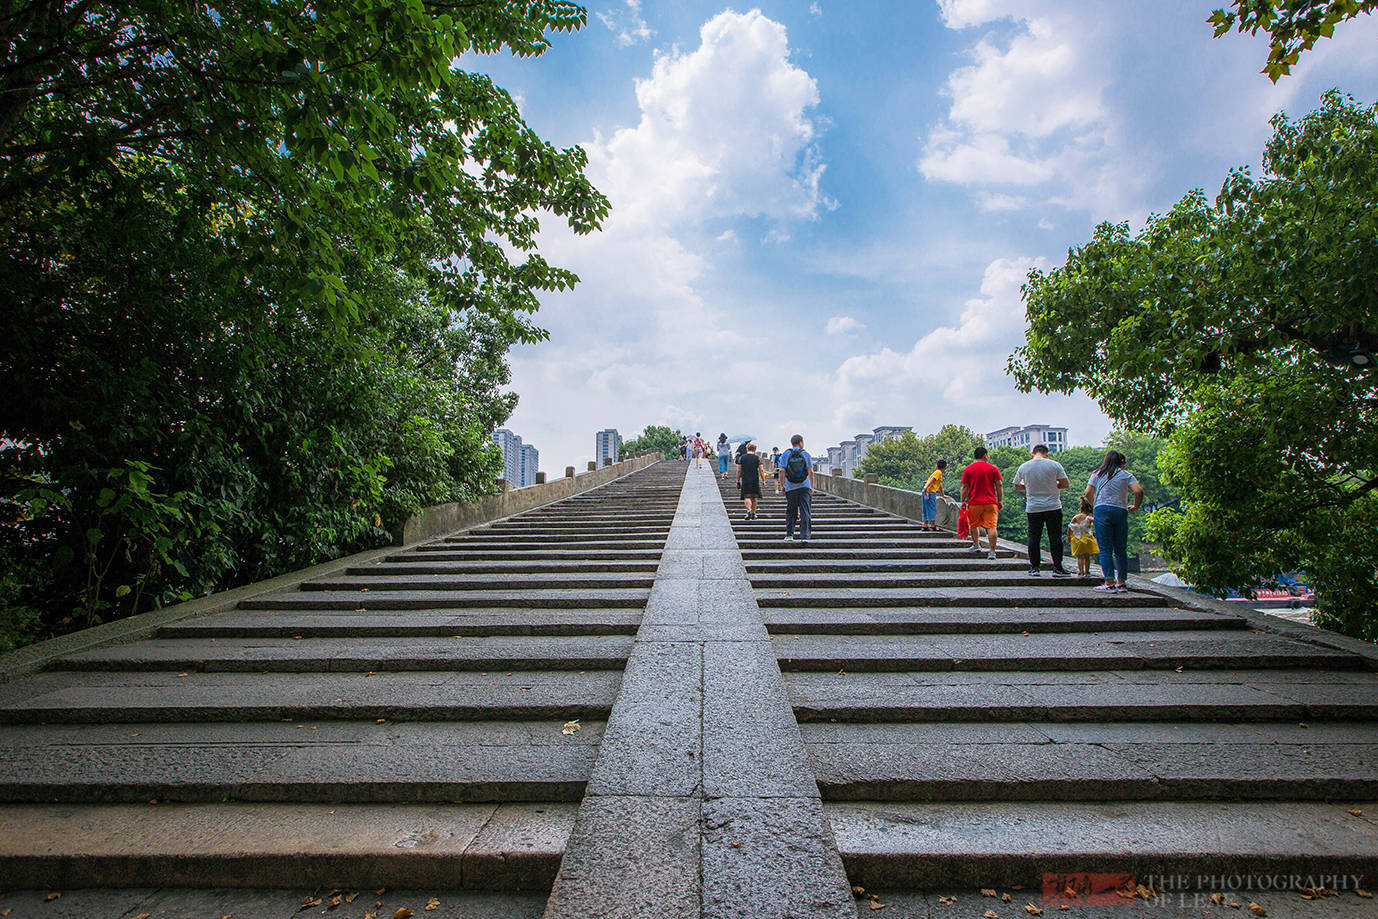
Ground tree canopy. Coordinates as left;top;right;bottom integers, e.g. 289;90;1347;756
621;425;685;459
0;1;607;650
857;426;985;495
1010;91;1378;640
1210;1;1378;81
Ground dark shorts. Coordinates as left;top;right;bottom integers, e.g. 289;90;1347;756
740;480;761;498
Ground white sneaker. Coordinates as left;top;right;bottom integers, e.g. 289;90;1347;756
987;551;998;560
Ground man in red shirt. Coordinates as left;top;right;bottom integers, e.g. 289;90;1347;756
960;446;1004;559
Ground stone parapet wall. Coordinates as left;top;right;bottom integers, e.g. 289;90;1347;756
390;452;662;546
813;472;960;530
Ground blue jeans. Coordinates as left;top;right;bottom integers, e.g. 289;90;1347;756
922;491;937;522
1093;505;1129;583
719;455;729;473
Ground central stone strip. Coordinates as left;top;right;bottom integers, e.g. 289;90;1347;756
543;464;853;919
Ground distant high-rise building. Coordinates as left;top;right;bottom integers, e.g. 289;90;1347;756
492;428;523;486
872;425;911;442
595;428;622;466
520;444;540;488
986;424;1069;453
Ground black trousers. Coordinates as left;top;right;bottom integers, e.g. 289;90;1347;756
785;488;812;539
1027;508;1064;570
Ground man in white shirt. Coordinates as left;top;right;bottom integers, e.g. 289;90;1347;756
1013;444;1071;577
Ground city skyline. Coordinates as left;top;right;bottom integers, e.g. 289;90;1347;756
471;3;1378;470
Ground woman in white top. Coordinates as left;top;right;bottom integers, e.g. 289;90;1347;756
1082;449;1144;592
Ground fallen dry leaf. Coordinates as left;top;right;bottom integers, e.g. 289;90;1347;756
1247;903;1266;916
981;889;998;898
983;910;999;919
375;888;387;895
329;893;343;907
1001;893;1012;903
1174;666;1184;673
868;901;886;911
1229;901;1242;908
1136;884;1155;900
364;913;377;919
177;672;188;678
1058;907;1069;912
394;909;413;919
44;893;60;902
301;896;323;908
424;897;440;911
729;841;742;848
562;719;581;735
937;895;958;904
4;911;16;918
1025;904;1043;916
1021;630;1030;636
376;718;387;723
133;914;149;919
1210;893;1227;905
1349;808;1364;816
852;886;866;897
1358;889;1374;898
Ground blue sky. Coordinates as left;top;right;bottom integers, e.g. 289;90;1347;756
470;1;1378;471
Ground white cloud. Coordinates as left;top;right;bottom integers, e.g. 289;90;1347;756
809;1;822;16
597;0;654;47
506;10;829;468
918;3;1144;219
825;315;863;335
974;191;1030;212
829;255;1112;443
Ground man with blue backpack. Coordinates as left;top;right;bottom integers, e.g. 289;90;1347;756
780;434;813;542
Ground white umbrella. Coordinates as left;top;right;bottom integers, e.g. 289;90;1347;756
1151;572;1189;588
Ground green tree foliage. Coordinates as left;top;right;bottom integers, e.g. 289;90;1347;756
0;1;608;650
857;426;984;495
1210;1;1378;81
621;425;685;459
1010;91;1378;640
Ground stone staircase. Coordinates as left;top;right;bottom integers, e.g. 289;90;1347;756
0;462;686;897
716;476;1378;899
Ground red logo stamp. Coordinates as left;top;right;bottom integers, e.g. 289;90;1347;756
1042;873;1138;905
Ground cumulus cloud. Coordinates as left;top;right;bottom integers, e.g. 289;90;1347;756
825;316;863;335
827;254;1110;441
507;10;829;467
597;0;653;47
918;2;1143;218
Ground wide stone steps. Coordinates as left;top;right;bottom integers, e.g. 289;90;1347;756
303;572;655;592
0;720;604;803
0;461;689;893
161;609;644;638
762;606;1245;634
752;571;1100;588
828;801;1378;889
50;635;637;672
754;586;1165;607
0;802;576;889
0;669;623;723
804;721;1378;801
785;669;1378;722
717;476;1378;891
774;629;1361;670
240;587;652;609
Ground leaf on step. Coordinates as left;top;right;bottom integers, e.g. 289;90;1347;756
1001;893;1011;902
424;897;440;911
1357;889;1373;898
937;895;958;904
301;896;322;908
1210;893;1227;904
562;719;581;735
851;886;866;897
1136;884;1155;900
981;889;997;897
983;910;999;919
1025;904;1043;916
868;901;886;910
1247;903;1266;916
44;893;61;902
394;909;413;919
1349;808;1363;816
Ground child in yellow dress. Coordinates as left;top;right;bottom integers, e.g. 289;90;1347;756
1067;499;1098;577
